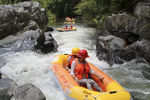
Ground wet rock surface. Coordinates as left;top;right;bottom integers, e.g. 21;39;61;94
0;78;17;100
14;83;46;100
0;2;58;54
0;1;48;39
0;78;46;100
96;2;150;65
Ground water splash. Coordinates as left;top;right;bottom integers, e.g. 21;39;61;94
1;24;150;100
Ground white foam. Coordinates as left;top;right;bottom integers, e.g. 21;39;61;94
0;25;109;100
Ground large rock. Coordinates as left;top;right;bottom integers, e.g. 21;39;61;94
0;78;17;100
109;32;139;45
0;1;48;39
0;29;57;54
134;3;150;19
96;35;136;65
104;13;139;34
96;2;150;65
104;11;150;41
128;39;150;63
111;49;136;64
0;29;40;53
34;31;58;53
14;83;46;100
134;3;150;40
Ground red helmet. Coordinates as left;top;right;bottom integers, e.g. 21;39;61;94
78;49;89;58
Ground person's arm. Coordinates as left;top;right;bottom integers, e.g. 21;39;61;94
89;66;104;83
70;60;79;82
64;56;71;72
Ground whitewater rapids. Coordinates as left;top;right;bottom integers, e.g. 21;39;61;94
0;25;150;100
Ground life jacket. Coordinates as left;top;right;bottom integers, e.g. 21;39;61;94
70;25;73;29
68;55;77;68
74;58;90;80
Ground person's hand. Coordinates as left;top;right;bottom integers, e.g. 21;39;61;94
99;76;104;83
75;77;79;83
96;74;104;83
64;66;70;72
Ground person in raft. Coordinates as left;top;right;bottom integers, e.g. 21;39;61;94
70;49;103;91
65;47;80;71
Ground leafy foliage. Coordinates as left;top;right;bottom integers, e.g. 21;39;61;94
48;0;80;19
0;0;143;26
75;0;142;25
111;0;142;13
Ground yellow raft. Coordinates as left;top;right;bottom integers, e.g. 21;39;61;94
64;21;75;24
57;27;76;32
51;54;131;100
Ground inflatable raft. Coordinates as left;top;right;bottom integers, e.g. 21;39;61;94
51;54;131;100
64;21;75;24
57;27;76;32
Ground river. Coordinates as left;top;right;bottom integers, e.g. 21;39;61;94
0;24;150;100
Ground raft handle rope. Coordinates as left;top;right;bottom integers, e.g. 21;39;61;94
51;66;127;100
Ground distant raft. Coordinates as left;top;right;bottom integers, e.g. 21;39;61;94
51;54;131;100
64;21;75;24
57;27;77;32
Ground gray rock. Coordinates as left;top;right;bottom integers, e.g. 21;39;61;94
0;28;58;54
109;32;139;45
134;3;150;40
96;35;136;65
0;78;17;100
0;1;48;39
14;83;46;100
112;49;136;64
97;35;126;50
34;31;58;53
128;39;150;63
23;21;39;31
96;2;150;65
104;13;139;35
0;29;40;53
134;3;150;19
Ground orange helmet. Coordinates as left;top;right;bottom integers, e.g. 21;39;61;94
78;49;89;58
72;47;80;55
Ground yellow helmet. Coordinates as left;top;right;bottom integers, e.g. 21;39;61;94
72;48;80;55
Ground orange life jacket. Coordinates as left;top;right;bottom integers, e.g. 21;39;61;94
74;58;90;80
68;55;77;68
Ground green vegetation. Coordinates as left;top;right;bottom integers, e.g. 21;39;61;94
75;0;142;26
0;0;143;26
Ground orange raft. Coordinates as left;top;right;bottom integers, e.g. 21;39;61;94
51;54;131;100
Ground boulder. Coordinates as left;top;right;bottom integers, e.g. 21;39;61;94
0;78;17;100
134;3;150;19
0;29;40;54
96;2;150;65
96;35;136;65
128;39;150;63
34;31;58;53
111;49;136;64
0;1;48;39
14;83;46;100
0;29;58;54
109;32;139;45
104;13;139;35
134;3;150;40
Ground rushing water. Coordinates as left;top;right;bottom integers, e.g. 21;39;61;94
0;24;150;100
